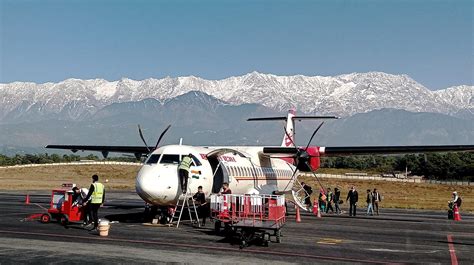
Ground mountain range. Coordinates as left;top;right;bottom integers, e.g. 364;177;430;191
1;72;472;123
0;72;472;155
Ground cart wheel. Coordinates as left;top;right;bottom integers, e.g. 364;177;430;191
40;213;51;224
263;240;269;247
276;230;281;243
214;221;221;234
240;240;246;249
60;215;69;226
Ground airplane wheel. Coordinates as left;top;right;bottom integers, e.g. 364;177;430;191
214;221;221;234
60;215;69;226
40;213;51;223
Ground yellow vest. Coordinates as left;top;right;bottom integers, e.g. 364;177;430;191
178;156;193;171
91;182;104;204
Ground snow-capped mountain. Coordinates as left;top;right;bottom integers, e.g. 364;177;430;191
0;72;472;122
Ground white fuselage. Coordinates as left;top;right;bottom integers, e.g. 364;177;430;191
135;145;296;206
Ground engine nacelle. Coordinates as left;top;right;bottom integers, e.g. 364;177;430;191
296;146;321;172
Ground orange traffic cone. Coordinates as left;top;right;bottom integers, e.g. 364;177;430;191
453;205;461;221
313;199;318;215
296;207;301;223
25;194;30;205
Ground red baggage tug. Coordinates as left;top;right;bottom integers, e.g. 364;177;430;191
40;183;85;226
210;194;286;249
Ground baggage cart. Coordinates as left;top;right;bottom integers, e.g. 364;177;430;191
210;194;286;249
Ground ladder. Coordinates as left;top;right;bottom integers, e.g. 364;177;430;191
171;187;200;228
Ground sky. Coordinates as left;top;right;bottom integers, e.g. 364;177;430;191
0;0;472;89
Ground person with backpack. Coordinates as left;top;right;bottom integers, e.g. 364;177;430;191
326;187;334;214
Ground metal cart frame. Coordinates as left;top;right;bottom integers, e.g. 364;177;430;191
210;194;286;248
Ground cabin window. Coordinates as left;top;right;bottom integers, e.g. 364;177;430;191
159;154;181;164
145;154;161;164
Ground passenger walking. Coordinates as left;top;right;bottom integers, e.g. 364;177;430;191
83;174;105;231
346;186;358;217
373;188;381;215
334;188;342;214
178;154;193;194
301;182;313;207
366;189;374;216
326;188;334;214
318;189;326;212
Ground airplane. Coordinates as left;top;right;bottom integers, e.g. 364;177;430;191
46;109;474;222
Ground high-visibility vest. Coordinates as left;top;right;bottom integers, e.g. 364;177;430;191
178;156;193;171
91;182;104;204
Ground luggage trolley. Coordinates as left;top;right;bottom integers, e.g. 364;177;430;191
210;194;286;249
40;185;85;226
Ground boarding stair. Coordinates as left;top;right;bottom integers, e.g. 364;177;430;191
170;186;200;228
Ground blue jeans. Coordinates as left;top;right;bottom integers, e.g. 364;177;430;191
367;203;374;215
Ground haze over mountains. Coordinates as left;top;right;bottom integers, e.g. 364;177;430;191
0;72;472;155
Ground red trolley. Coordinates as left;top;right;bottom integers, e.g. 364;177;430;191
40;187;85;226
210;194;286;248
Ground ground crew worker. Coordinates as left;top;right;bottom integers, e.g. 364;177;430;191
178;154;193;194
193;186;208;226
83;174;105;231
346;186;358;217
72;186;91;225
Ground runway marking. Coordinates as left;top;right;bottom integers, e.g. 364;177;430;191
447;234;458;265
317;238;343;245
0;229;399;264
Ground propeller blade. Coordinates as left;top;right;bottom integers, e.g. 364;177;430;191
283;165;300;191
138;125;151;153
154;124;171;150
305;161;326;194
305;122;324;150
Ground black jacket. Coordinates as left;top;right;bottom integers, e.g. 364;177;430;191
346;190;358;203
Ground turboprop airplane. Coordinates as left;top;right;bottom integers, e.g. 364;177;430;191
46;109;474;221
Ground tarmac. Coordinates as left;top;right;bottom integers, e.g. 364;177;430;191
0;191;472;264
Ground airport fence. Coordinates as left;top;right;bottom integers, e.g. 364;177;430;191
304;173;472;186
0;161;143;169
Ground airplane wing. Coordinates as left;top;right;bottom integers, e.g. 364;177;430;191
45;145;149;159
263;145;474;156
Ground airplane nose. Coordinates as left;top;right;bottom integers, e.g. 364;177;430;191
135;165;179;206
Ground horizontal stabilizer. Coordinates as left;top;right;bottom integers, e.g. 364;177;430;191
320;145;474;156
247;115;339;121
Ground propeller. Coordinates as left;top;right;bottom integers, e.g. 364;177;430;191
281;122;325;190
137;124;172;156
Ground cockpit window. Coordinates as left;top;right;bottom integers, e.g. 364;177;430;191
190;155;202;166
145;154;160;164
160;154;181;164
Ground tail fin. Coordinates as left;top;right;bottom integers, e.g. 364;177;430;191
247;109;339;147
282;109;296;147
